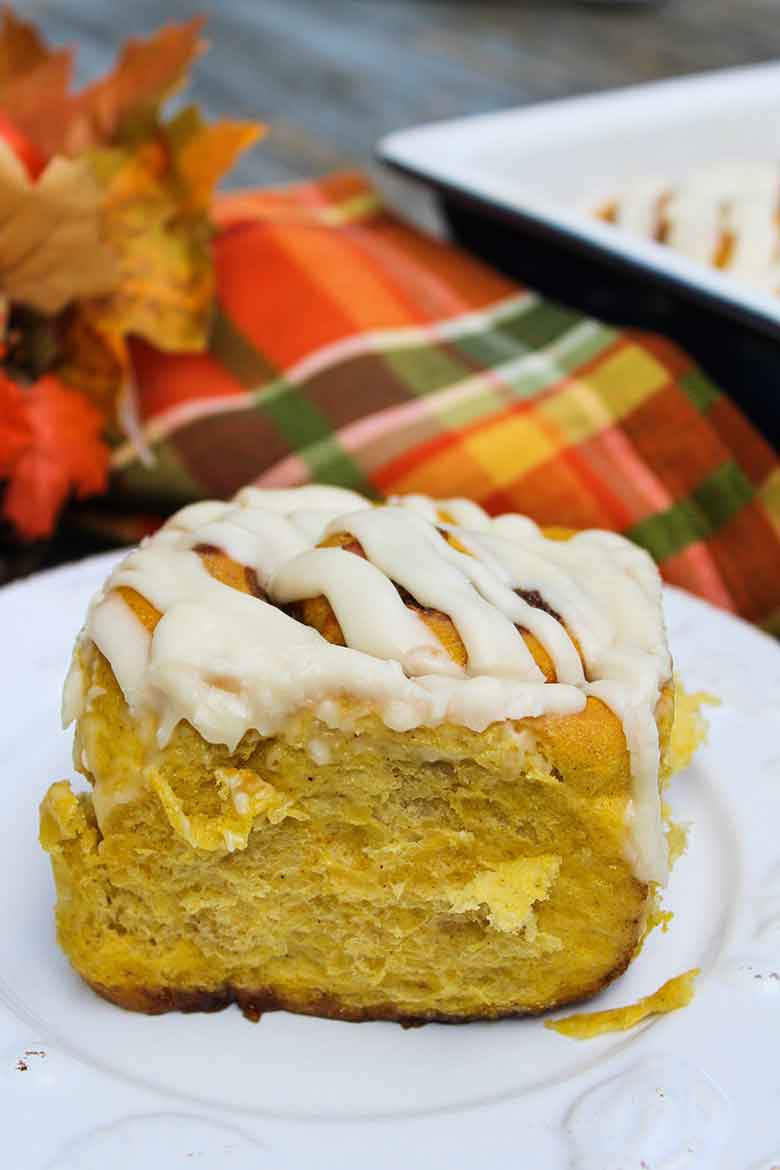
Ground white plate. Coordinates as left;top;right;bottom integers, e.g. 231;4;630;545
2;552;780;1169
380;63;780;339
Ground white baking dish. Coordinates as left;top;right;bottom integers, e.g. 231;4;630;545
380;62;780;337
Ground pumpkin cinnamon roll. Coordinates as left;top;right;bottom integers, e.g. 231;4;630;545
40;484;706;1023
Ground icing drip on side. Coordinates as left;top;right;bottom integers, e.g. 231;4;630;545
69;485;672;883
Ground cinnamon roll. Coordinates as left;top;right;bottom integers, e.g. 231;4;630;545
598;162;780;294
39;485;706;1023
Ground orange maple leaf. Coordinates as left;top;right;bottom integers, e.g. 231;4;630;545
0;8;63;84
68;16;207;152
0;55;72;154
0;9;73;157
1;375;109;539
5;15;206;160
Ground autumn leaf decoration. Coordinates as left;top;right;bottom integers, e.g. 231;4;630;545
0;9;263;540
0;372;108;540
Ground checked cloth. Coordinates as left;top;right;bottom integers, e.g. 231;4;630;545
103;172;780;631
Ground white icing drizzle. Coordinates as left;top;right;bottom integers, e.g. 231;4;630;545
69;486;672;883
272;546;459;677
395;492;492;530
607;162;780;293
319;507;543;681
613;176;668;238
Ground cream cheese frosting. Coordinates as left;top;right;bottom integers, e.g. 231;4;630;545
64;484;672;883
605;161;780;294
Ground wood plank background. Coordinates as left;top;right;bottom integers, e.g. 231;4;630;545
28;0;780;225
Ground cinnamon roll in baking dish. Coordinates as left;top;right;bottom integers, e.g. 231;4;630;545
598;162;780;294
39;486;706;1023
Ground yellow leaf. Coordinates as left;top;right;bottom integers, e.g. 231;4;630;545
59;109;260;428
91;139;214;353
0;143;117;314
177;119;265;212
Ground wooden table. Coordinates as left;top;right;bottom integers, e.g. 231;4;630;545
5;0;779;581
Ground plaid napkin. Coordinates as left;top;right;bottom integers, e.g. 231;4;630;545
103;172;780;632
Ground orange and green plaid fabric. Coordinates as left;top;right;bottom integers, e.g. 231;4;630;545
110;172;780;632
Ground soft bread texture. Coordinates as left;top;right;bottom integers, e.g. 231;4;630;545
40;643;701;1023
40;490;705;1023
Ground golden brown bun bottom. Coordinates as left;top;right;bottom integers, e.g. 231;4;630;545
86;950;636;1025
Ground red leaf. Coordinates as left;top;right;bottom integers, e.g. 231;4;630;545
2;375;109;539
0;370;32;476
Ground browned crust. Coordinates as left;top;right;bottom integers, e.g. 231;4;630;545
85;946;635;1027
